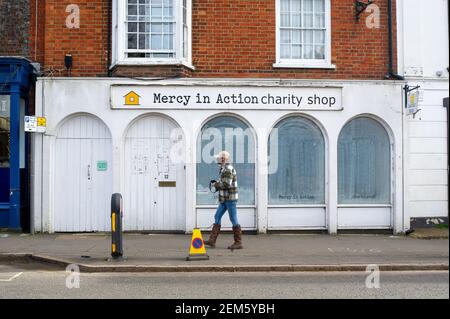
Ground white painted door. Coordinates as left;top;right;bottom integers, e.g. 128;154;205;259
54;115;112;232
124;116;185;231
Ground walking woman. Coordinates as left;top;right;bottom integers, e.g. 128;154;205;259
204;150;243;250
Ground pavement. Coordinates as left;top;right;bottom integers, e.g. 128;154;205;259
408;227;449;239
0;232;448;272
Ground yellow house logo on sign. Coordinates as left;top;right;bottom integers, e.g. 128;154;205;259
124;91;141;106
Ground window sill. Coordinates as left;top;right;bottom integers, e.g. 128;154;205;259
273;62;336;69
111;60;196;71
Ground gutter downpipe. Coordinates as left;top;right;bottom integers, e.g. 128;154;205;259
107;0;112;77
387;0;405;80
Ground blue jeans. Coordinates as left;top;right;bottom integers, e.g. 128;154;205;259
214;200;239;227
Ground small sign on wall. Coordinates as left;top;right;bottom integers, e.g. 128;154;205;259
25;116;46;133
97;160;108;171
406;90;419;115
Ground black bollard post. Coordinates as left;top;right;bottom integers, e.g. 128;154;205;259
111;193;123;259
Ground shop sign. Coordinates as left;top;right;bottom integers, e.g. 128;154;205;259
111;85;343;111
406;90;419;115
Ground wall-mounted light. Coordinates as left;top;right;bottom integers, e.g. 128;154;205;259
64;54;73;76
355;0;373;21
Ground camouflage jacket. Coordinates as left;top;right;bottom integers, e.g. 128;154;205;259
215;163;238;202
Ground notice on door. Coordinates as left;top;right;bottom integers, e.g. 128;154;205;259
97;160;108;171
111;85;343;111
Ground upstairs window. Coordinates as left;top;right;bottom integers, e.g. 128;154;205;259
113;0;192;67
275;0;333;68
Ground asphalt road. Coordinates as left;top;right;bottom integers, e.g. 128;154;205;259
0;263;448;299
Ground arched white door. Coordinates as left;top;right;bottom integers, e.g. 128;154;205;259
267;116;326;229
124;115;185;231
54;114;113;232
337;117;392;229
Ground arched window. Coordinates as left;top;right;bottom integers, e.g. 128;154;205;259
197;116;255;205
338;117;391;204
268;116;325;205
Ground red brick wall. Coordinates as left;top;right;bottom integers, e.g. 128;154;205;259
29;0;46;65
31;0;398;79
0;0;30;56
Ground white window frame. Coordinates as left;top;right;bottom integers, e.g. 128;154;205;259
112;0;193;69
274;0;335;69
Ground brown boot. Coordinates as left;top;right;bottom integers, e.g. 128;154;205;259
204;223;221;248
228;225;243;250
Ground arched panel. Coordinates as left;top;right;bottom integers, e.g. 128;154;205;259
196;115;256;206
124;114;185;231
268;116;325;205
54;114;112;232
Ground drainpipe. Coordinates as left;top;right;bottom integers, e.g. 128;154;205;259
107;0;112;77
387;0;405;80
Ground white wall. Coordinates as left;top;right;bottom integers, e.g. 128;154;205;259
404;80;448;218
32;78;405;234
397;0;449;78
398;0;449;219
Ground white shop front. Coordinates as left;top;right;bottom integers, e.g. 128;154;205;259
31;78;406;234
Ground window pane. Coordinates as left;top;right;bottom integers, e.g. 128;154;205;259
304;45;313;58
127;0;175;56
314;44;325;59
314;0;325;12
314;13;325;28
281;29;291;44
303;30;313;43
128;22;137;32
280;44;290;58
278;0;328;61
268;117;325;205
303;13;313;27
0;96;10;168
197;116;255;205
128;5;137;15
314;30;325;44
292;14;301;28
292;29;301;44
304;0;313;12
292;0;301;11
152;23;162;33
151;34;162;49
281;0;290;12
338;118;391;204
281;13;290;27
128;34;137;49
138;34;146;49
292;44;301;59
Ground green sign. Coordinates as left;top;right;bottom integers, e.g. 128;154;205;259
97;161;108;171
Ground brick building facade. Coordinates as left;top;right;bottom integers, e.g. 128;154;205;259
29;0;397;79
4;0;444;234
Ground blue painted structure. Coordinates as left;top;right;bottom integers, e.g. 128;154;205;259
0;57;34;230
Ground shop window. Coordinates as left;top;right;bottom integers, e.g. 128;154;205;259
274;0;333;69
197;116;255;205
268;116;325;205
0;96;10;168
113;0;192;67
338;117;391;204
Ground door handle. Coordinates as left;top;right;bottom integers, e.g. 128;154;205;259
87;164;91;180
